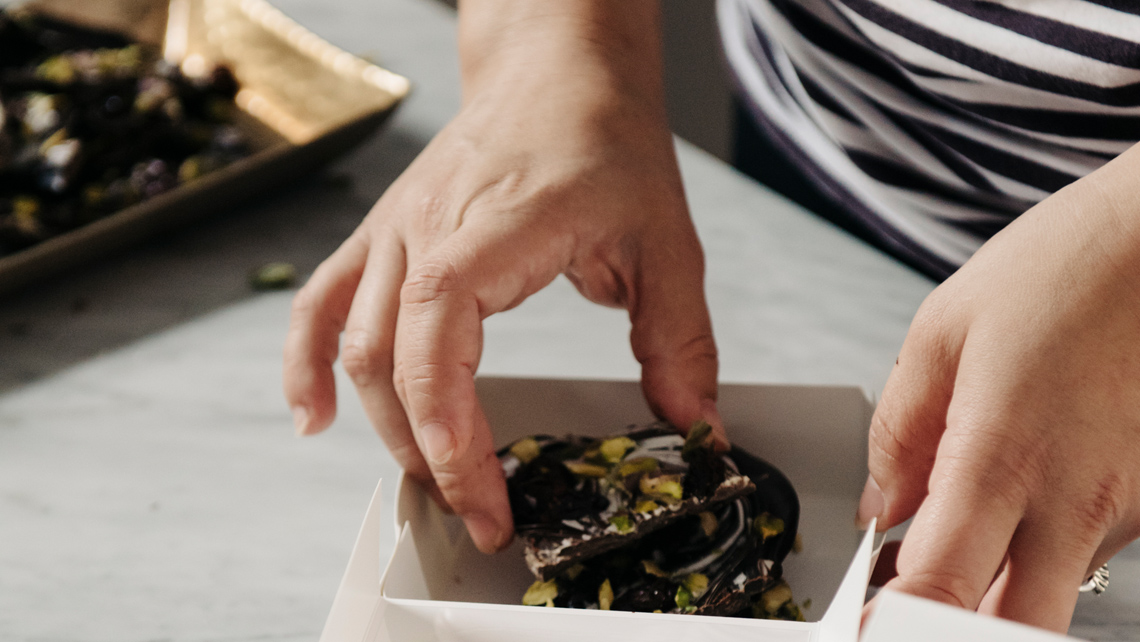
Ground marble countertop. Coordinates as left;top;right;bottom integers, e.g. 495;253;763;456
0;0;1135;639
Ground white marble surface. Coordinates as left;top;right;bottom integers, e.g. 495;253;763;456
0;0;1136;639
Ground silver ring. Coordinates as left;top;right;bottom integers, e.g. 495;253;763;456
1080;563;1109;595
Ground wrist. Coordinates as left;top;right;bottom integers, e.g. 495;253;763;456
456;0;668;127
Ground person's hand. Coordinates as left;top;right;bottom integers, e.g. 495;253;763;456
283;1;723;554
860;145;1140;631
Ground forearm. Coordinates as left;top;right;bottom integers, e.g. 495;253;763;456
456;0;668;126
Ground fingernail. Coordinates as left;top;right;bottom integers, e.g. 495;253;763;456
700;398;731;450
856;474;885;530
464;512;509;553
292;406;310;436
420;422;455;465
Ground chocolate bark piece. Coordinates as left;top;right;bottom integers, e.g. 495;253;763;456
501;425;775;582
0;7;251;251
514;438;801;617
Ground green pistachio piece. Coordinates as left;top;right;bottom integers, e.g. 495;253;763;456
509;437;541;464
753;512;785;540
609;514;634;533
599;436;637;463
641;560;668;577
639;474;683;502
250;262;297;291
562;563;584;581
760;581;793;615
681;421;713;460
780;603;806;622
566;461;609;478
522;578;559;606
37;56;75;84
675;584;692;610
698;511;718;537
598;578;614;611
683;573;709;599
634;499;660;514
616;457;659;477
793;533;804;554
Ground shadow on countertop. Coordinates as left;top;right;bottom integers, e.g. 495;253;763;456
0;125;425;394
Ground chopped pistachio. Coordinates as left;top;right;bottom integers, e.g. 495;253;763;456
509;437;541;464
683;573;709;599
653;610;663;614
598;578;613;611
178;156;203;183
82;184;105;208
562;563;584;581
609;514;634;533
37;56;75;84
698;511;718;537
641;560;668;577
781;603;806;621
681;421;713;460
634;499;660;514
793;533;804;554
599;436;637;463
802;598;812;610
250;262;297;291
616;457;659;477
565;461;609;478
639;474;683;502
12;196;42;235
522;578;559;606
674;584;692;610
753;512;785;540
760;581;793;615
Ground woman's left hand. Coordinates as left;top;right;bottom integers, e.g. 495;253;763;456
861;144;1140;632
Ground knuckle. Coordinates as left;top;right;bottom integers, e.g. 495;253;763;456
936;414;1046;510
340;330;390;384
401;261;463;307
907;292;955;350
1073;473;1129;535
896;569;974;610
868;407;922;473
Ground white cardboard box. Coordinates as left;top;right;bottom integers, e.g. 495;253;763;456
318;377;1081;642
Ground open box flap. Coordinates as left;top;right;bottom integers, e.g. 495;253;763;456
318;481;389;642
861;591;1082;642
818;522;881;642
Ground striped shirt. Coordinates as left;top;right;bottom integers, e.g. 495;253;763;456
719;0;1140;279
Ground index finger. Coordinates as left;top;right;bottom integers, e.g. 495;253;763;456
392;255;520;553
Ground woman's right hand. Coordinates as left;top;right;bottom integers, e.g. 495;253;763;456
283;0;723;554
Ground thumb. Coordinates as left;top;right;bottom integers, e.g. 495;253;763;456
861;303;964;530
628;232;724;445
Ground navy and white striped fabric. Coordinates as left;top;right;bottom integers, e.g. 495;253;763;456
719;0;1140;278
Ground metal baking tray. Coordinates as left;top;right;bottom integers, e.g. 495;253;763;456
0;0;410;297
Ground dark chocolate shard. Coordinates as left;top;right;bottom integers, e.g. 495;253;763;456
503;425;800;619
500;425;759;581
